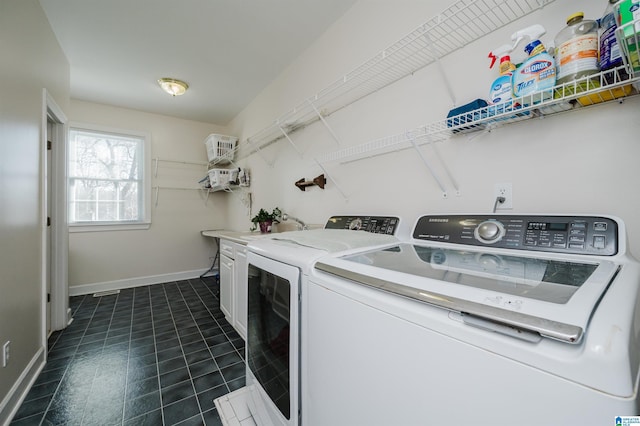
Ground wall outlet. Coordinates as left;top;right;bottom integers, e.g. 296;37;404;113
494;183;513;209
2;341;10;367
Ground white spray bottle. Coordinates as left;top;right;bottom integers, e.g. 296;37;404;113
510;24;556;100
488;44;516;105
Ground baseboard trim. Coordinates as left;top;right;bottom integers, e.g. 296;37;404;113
0;346;45;426
68;269;210;296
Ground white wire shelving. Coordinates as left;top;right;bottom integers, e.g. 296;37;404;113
318;66;638;164
239;0;557;159
315;65;639;198
231;0;638;198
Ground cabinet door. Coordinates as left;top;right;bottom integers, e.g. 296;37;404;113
220;253;234;324
234;245;248;340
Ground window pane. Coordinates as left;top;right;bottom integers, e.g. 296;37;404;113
118;181;139;220
69;130;140;180
68;127;147;225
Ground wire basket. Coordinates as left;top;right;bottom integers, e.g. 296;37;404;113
208;168;232;187
204;134;237;164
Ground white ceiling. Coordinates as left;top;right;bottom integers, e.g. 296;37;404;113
39;0;356;125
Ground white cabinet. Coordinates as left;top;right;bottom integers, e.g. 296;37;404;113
218;238;248;340
219;253;234;323
234;245;248;339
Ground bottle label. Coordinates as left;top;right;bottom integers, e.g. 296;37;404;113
556;34;599;80
513;57;556;98
600;24;622;70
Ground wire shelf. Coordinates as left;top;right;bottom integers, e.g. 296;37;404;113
317;66;638;165
243;0;556;155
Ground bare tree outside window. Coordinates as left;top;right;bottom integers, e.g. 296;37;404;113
69;128;146;224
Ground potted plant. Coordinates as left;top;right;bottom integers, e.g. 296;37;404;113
251;207;282;233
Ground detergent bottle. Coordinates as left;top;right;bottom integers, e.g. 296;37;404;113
600;0;627;82
488;44;516;105
555;12;600;85
510;24;556;101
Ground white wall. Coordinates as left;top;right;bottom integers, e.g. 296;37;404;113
226;1;640;258
0;0;70;422
66;101;230;294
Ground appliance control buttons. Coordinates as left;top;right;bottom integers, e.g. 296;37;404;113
474;220;505;244
593;235;606;249
349;218;363;230
594;222;608;232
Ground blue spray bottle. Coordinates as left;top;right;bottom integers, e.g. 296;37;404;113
510;24;556;102
488;44;516;105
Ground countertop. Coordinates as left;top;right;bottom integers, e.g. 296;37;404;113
201;229;269;245
202;223;323;245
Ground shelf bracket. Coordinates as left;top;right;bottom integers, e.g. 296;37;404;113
429;141;460;196
406;132;449;198
278;126;304;158
314;158;349;201
246;137;275;168
307;100;342;146
424;32;457;107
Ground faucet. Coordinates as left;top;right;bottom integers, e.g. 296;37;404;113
282;213;308;231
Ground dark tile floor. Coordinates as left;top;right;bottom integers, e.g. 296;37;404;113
10;276;245;426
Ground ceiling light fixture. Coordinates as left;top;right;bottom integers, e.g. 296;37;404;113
157;78;189;96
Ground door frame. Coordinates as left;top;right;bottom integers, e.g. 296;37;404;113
41;89;69;345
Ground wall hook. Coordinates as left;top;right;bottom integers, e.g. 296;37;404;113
295;174;326;191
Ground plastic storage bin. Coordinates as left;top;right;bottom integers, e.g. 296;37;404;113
205;134;237;164
208;168;232;187
446;99;488;134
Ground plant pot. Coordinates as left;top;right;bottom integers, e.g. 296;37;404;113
259;220;273;234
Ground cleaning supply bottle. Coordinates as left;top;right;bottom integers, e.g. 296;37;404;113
594;0;634;102
615;0;640;74
600;0;626;82
555;12;600;85
488;44;516;105
510;24;556;101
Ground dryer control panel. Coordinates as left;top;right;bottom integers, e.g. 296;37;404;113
413;215;618;256
325;216;399;235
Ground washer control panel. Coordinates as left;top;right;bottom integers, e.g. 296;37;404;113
325;216;399;235
413;215;618;256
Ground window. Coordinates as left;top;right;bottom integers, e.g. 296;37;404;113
68;124;150;231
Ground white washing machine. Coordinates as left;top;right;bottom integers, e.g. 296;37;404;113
305;214;640;426
214;216;401;426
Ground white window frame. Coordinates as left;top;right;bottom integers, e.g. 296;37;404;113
68;122;151;232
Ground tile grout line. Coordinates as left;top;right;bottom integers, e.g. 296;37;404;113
119;287;139;426
162;281;211;423
148;285;167;426
79;292;122;426
34;294;89;426
188;278;246;365
180;279;231;388
38;294;100;426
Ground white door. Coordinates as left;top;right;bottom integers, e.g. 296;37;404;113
46;120;52;335
43;90;69;336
